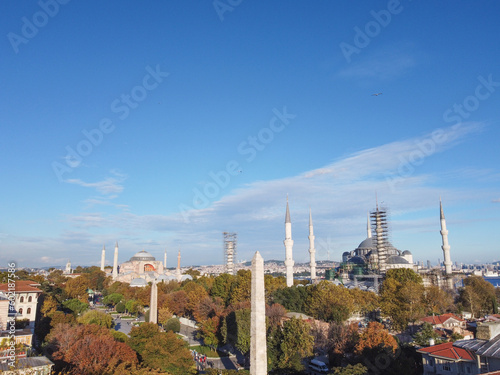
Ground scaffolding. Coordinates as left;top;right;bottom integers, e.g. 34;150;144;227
223;232;237;275
370;206;389;274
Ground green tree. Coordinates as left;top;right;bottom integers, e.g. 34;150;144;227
211;273;236;306
103;293;123;307
164;317;181;333
62;298;88;314
77;309;113;328
128;323;196;374
307;281;354;323
278;317;314;372
116;302;126;313
380;269;425;331
412;322;444;346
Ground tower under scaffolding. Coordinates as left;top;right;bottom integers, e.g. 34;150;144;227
371;205;389;274
223;232;237;275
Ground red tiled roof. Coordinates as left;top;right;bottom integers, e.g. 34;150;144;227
421;313;465;325
0;280;42;293
417;342;475;361
483;372;500;375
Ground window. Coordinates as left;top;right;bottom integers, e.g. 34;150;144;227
20;296;24;303
18;308;23;314
443;364;451;371
27;307;31;314
28;296;32;302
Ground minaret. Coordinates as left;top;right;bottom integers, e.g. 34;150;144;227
284;197;294;287
250;251;267;375
112;241;119;279
440;199;452;275
164;249;167;269
100;244;106;271
176;249;182;282
367;211;372;238
149;280;158;324
308;208;316;281
65;260;71;274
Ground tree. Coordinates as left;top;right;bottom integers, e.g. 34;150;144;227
413;322;444;346
333;364;368;375
62;298;88;315
158;307;173;326
184;281;208;318
355;322;398;355
199;316;220;348
77;310;113;328
221;307;251;356
328;322;359;366
423;285;454;315
128;323;196;374
164;317;181;333
307;281;354;323
116;302;126;313
47;323;138;374
380;269;425;331
64;274;91;300
211;273;236;306
278;317;314;372
103;293;123;307
272;285;310;314
229;270;251;305
458;276;498;317
40;296;58;316
166;290;188;316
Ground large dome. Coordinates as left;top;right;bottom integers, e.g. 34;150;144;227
130;250;156;262
357;237;375;249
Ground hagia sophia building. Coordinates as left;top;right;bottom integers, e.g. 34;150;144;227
100;244;192;287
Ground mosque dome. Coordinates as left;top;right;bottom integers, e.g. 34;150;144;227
130;250;156;262
402;250;412;255
130;278;148;287
357;237;375;249
349;256;366;265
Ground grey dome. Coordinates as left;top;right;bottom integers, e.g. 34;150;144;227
357;237;375;249
130;250;156;262
402;250;412;255
387;255;409;264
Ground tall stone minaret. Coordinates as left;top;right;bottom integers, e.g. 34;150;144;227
440;199;452;275
112;241;119;279
100;244;106;271
284;198;294;287
367;211;372;238
164;249;167;269
308;208;316;281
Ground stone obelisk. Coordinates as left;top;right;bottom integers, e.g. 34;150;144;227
112;241;119;279
308;208;316;281
100;244;106;271
250;251;267;375
149;280;158;324
176;249;182;282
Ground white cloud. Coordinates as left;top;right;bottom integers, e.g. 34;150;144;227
66;170;127;196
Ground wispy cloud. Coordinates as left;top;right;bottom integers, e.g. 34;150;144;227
66;170;127;196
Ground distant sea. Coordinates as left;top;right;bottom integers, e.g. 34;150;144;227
484;277;500;287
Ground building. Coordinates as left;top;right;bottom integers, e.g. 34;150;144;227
0;356;54;374
418;321;500;374
0;281;42;332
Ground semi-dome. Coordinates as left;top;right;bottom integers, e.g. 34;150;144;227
387;255;409;265
130;250;156;262
402;250;412;255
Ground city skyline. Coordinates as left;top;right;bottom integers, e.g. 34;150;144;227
1;1;499;268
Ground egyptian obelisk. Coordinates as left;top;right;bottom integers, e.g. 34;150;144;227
250;251;267;375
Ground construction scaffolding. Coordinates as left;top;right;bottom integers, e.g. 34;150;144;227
370;206;389;274
223;232;237;275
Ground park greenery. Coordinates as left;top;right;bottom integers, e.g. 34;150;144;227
20;266;500;374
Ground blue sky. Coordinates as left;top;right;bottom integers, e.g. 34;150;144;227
1;1;499;268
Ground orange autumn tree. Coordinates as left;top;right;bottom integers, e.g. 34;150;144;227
355;322;398;355
47;323;138;374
